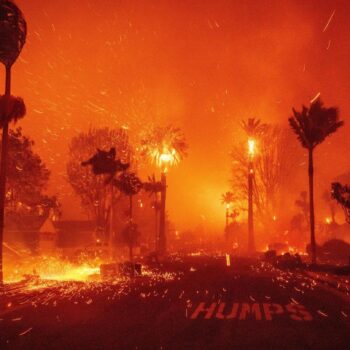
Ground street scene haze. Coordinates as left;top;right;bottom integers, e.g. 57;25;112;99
0;0;350;349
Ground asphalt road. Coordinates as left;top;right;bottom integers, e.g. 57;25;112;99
0;255;349;349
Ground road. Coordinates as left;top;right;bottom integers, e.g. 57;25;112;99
0;255;349;349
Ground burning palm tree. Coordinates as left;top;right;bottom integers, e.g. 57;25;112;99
289;99;344;264
143;174;163;251
141;125;188;254
221;191;235;233
241;118;267;254
115;172;142;269
0;0;27;285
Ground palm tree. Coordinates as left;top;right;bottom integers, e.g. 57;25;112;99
0;0;27;285
114;172;143;265
141;125;188;254
241;118;267;138
143;174;163;251
0;95;25;127
81;146;130;256
289;99;344;263
241;118;267;253
221;191;235;232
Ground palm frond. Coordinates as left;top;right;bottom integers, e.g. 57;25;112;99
0;94;26;128
289;98;343;149
0;0;27;67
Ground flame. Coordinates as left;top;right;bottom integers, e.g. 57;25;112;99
248;138;256;157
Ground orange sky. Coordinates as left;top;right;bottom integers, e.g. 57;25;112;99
2;0;350;230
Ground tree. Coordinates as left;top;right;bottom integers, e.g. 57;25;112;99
5;128;50;206
221;191;235;234
114;172;143;264
241;118;267;139
140;125;188;171
0;0;27;285
140;125;188;253
143;174;163;251
289;99;344;263
66;128;132;239
2;128;59;252
331;182;350;224
115;172;143;221
231;125;296;229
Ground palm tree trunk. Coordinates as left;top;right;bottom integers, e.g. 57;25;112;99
0;65;11;285
154;194;158;251
248;161;255;254
159;172;167;254
308;148;316;264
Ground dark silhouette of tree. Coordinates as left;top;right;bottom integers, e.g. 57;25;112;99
221;191;234;232
2;128;59;252
331;182;350;223
143;174;163;251
82;147;129;183
241;118;267;138
0;95;25;127
0;0;27;285
120;222;140;265
289;99;344;263
221;191;235;206
114;172;142;265
231;125;297;231
67;128;131;238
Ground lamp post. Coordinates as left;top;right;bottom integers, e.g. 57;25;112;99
247;138;255;254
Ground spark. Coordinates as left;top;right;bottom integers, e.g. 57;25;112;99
341;310;348;318
317;310;328;317
323;10;336;33
19;327;33;336
310;92;321;104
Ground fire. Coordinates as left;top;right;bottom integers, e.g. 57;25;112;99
152;146;179;173
248;138;256;157
4;255;102;283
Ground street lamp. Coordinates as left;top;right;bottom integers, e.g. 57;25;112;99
247;138;255;254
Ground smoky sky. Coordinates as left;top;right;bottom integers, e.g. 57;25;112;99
3;0;350;230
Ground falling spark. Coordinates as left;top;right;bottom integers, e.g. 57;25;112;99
323;10;336;32
326;40;331;50
19;327;33;336
310;92;321;104
317;310;328;317
12;317;23;322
